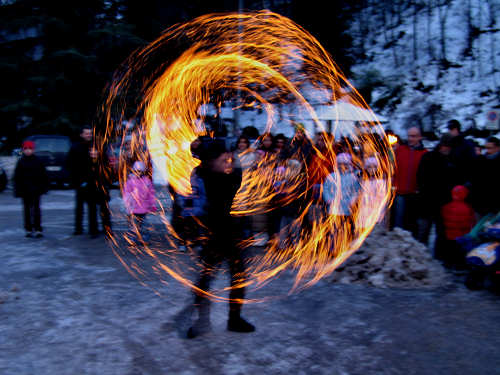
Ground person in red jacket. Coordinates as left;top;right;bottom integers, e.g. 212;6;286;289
391;126;427;238
441;185;476;267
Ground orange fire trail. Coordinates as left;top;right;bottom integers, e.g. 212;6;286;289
100;10;394;301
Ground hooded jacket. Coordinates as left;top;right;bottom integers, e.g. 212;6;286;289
123;174;156;214
441;185;476;240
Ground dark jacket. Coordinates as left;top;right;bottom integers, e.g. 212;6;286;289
14;155;49;198
65;141;92;188
195;168;242;229
196;165;242;237
417;149;461;216
470;152;500;215
449;134;476;186
86;159;111;202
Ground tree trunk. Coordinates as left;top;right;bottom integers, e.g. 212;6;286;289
426;0;434;61
412;0;419;66
438;1;449;64
476;0;483;78
486;0;498;87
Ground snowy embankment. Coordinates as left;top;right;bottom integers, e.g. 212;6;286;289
331;226;449;289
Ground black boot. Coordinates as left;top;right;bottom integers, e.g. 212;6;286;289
227;309;255;333
187;300;211;339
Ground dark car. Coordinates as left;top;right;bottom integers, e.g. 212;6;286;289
25;135;72;187
0;166;6;192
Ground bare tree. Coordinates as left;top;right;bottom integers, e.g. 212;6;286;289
426;0;435;61
412;0;419;65
485;0;498;87
476;0;483;78
437;0;452;66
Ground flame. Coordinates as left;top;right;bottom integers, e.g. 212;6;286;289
100;11;394;301
388;134;398;146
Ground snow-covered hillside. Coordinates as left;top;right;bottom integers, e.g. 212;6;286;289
347;0;500;137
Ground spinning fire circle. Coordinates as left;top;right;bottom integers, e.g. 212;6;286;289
99;11;394;301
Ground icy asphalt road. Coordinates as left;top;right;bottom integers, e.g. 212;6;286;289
0;188;499;375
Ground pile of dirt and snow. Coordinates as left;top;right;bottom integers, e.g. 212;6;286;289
331;226;449;289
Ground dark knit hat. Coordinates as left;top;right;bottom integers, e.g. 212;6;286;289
438;133;453;147
198;138;228;162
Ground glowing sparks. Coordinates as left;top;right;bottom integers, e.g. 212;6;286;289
101;10;394;301
388;134;398;146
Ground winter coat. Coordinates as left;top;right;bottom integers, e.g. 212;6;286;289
123;174;157;215
323;170;360;216
449;134;476;186
394;144;427;195
416;148;461;216
176;172;207;218
441;185;476;240
191;165;242;240
470;152;500;215
356;178;387;229
85;160;111;203
13;155;49;198
234;149;258;171
308;148;335;187
65;141;92;188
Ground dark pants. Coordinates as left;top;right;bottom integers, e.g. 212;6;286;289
88;199;111;235
194;231;245;317
23;195;42;232
392;194;419;238
74;187;86;233
75;187;111;234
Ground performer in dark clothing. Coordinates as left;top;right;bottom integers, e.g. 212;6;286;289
13;140;49;237
187;139;255;338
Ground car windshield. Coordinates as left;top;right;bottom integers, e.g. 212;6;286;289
34;138;71;153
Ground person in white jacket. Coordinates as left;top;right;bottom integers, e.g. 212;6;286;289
322;153;360;237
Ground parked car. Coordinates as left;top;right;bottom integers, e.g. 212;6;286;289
0;166;6;192
24;135;72;188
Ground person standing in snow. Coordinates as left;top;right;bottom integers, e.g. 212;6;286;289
66;126;93;236
13;140;49;238
416;134;461;250
323;152;361;237
440;185;476;267
446;119;476;187
123;161;157;240
391;126;427;238
186;139;255;338
470;136;500;217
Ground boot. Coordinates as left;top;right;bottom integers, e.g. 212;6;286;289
187;300;211;339
227;309;255;333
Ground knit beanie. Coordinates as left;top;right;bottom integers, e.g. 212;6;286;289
22;140;35;149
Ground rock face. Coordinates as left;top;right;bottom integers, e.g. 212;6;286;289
330;226;449;289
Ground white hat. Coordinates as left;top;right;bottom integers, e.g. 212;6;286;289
336;153;352;164
364;156;378;168
133;161;146;172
